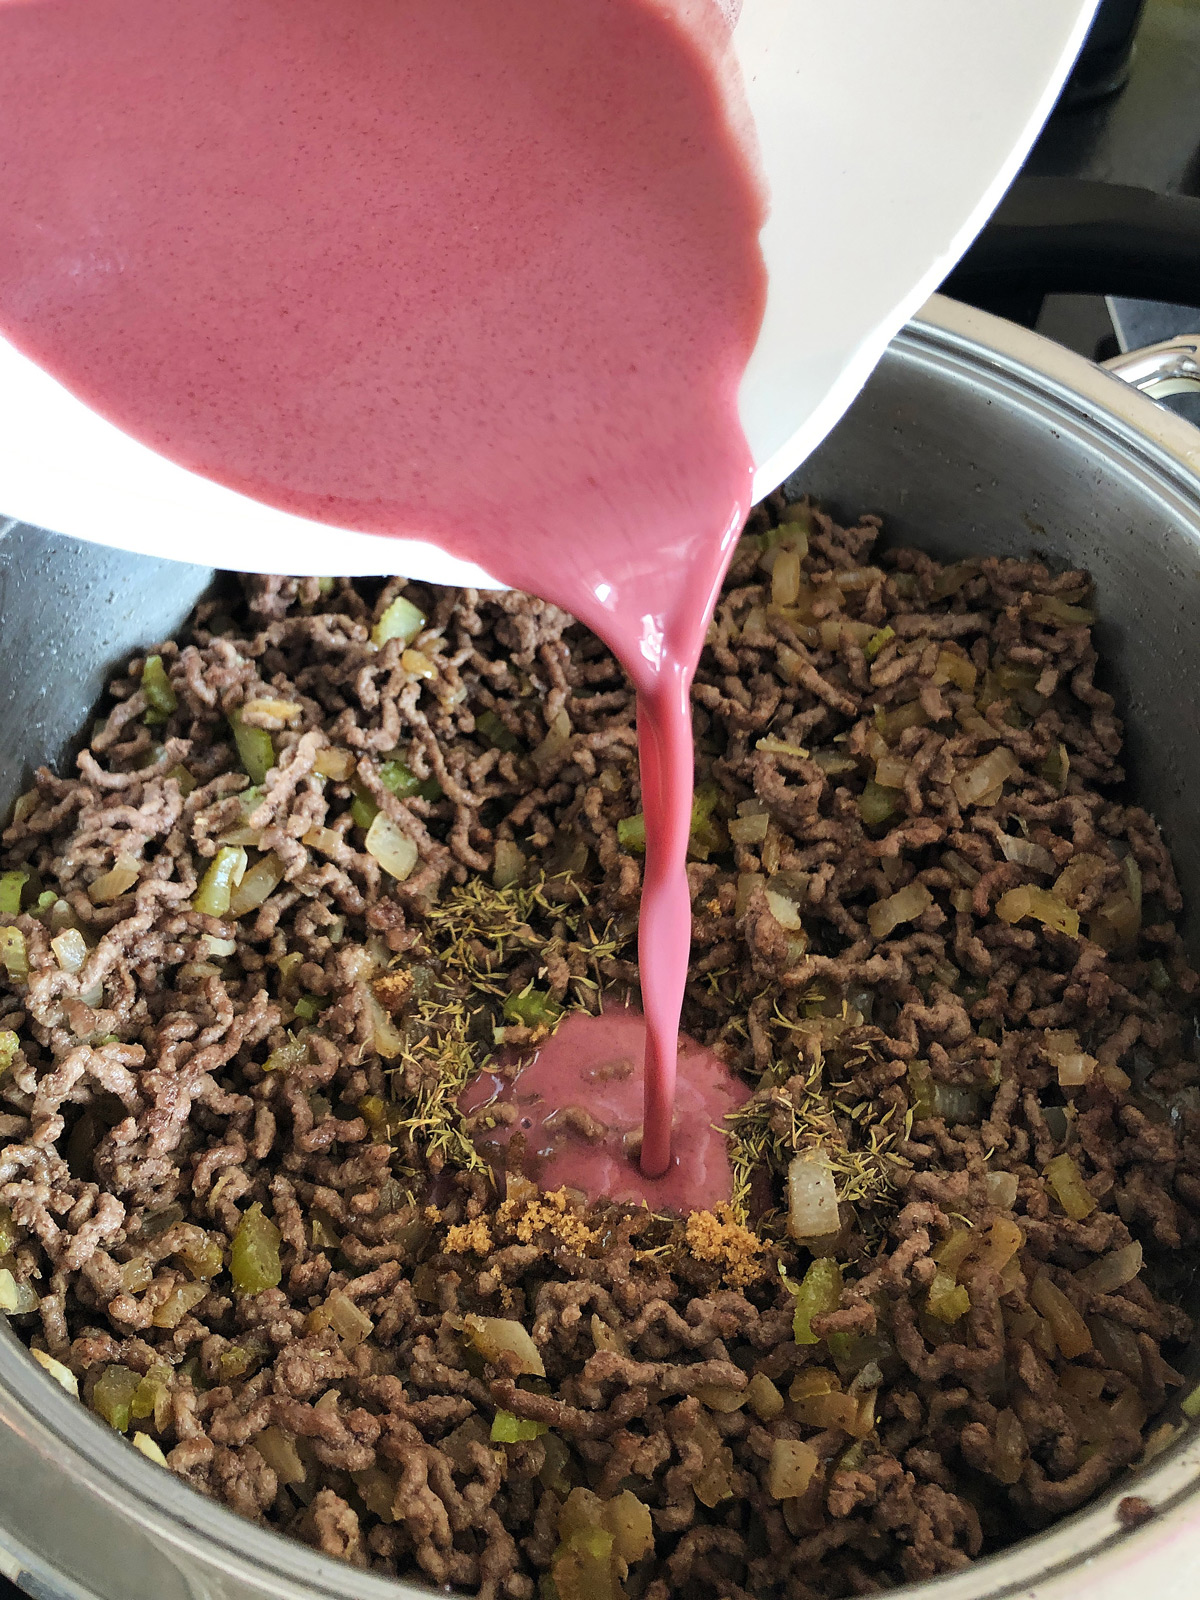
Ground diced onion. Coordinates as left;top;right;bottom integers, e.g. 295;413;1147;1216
229;852;286;918
31;1347;78;1396
532;709;572;775
942;850;981;886
364;814;418;881
868;881;933;939
985;1171;1020;1210
131;1432;168;1466
771;548;802;608
997;834;1057;874
729;813;769;845
302;827;343;856
400;648;436;680
254;1426;306;1485
765;889;802;931
787;1151;840;1241
371;594;426;649
51;928;88;974
1075;1241;1143;1296
1030;1271;1092;1358
874;754;908;790
314;748;356;781
200;935;237;958
492;839;527;890
932;648;977;692
462;1314;545;1376
746;1372;785;1420
364;990;404;1060
1045;1153;1096;1221
992;1409;1027;1485
766;1438;818;1500
953;746;1020;808
242;697;302;724
996;886;1079;938
88;852;141;905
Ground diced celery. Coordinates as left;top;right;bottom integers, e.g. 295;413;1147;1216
858;780;896;827
792;1258;843;1346
475;710;521;752
379;758;441;803
0;1031;20;1076
503;987;562;1031
864;625;894;661
293;993;330;1023
230;1202;282;1294
0;928;28;979
371;595;426;649
491;1409;547;1443
616;813;646;853
228;711;275;785
925;1269;971;1324
0;872;27;916
92;1364;142;1431
141;655;177;715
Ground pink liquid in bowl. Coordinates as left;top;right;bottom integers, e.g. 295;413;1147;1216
0;0;767;1203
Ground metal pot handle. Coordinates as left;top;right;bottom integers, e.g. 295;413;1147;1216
1102;335;1200;399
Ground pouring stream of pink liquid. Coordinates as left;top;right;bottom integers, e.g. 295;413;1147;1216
0;0;767;1200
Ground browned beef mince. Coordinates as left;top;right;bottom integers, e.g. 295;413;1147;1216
0;498;1197;1599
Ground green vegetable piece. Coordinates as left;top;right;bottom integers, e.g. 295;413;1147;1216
130;1363;173;1428
688;781;727;860
1183;1383;1200;1421
616;812;646;853
503;987;563;1031
371;594;426;649
92;1364;142;1432
141;655;177;715
350;786;379;829
0;872;27;917
792;1258;843;1346
0;928;28;979
379;758;440;802
907;1059;937;1120
475;710;521;752
0;1205;16;1257
192;846;247;918
230;1201;282;1295
491;1409;548;1443
229;711;275;785
925;1268;971;1324
316;577;335;596
858;780;896;827
0;1032;18;1076
32;891;56;917
552;1525;620;1600
293;993;330;1023
864;625;895;661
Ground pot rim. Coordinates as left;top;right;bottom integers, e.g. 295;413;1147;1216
3;292;1200;1600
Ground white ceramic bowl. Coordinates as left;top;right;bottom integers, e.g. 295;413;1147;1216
0;0;1099;581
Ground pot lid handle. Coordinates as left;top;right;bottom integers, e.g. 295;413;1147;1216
1102;335;1200;400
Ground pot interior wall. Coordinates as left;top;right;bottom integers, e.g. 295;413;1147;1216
0;520;212;806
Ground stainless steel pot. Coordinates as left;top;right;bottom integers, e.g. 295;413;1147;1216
2;292;1200;1600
